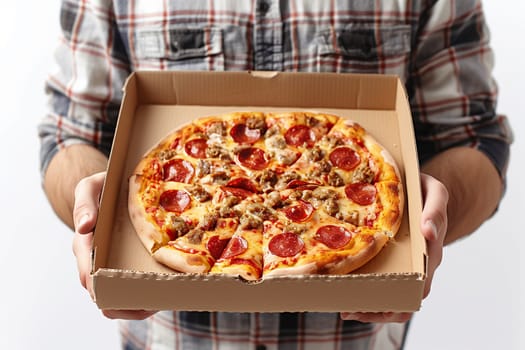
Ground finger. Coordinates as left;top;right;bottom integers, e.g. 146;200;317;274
71;231;156;321
101;309;157;320
420;174;448;242
422;228;444;298
73;172;106;234
340;312;413;323
72;231;95;301
419;174;448;298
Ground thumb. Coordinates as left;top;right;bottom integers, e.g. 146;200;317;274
73;172;106;234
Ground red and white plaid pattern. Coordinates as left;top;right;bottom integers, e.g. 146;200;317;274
119;311;409;350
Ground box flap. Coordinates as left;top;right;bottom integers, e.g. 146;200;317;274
131;70;397;109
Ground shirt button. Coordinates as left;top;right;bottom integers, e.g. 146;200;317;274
257;1;270;14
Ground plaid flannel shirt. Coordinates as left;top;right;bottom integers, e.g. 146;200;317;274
38;1;513;349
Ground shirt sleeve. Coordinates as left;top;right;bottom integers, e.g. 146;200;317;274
408;0;513;179
38;0;131;178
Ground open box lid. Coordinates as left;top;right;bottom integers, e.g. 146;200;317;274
92;71;427;312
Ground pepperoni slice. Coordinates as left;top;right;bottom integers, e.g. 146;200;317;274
221;177;260;199
220;236;248;259
159;190;191;213
345;183;377;206
226;178;259;193
329;147;360;171
268;233;304;258
206;235;231;260
315;225;352;249
163;158;194;183
286;179;320;190
282;200;314;223
221;187;254;199
230;123;262;144
236;147;268;170
185;138;208;159
285;125;316;147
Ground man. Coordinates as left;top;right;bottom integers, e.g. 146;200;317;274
39;1;512;349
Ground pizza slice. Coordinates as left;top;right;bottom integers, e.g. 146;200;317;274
153;218;235;274
129;174;234;272
210;228;264;280
262;215;390;277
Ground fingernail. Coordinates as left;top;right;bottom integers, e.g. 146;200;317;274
77;214;90;230
426;220;438;240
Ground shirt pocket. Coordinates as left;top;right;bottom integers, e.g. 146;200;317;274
316;24;411;77
135;26;224;70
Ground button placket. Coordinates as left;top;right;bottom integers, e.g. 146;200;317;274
253;0;282;70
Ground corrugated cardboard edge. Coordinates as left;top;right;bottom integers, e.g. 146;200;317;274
93;268;423;312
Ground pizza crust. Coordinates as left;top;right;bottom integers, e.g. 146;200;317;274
128;174;167;253
153;245;211;274
263;261;317;277
210;262;261;281
376;181;404;235
318;232;389;275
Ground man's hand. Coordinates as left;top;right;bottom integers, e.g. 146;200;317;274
419;174;448;298
72;172;156;320
340;173;448;323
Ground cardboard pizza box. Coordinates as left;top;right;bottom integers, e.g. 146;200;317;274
92;71;426;312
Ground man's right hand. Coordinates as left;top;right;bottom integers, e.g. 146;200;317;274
72;171;157;320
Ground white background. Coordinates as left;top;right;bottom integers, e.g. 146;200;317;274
1;1;522;349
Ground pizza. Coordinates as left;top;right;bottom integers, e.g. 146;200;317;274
128;111;403;280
